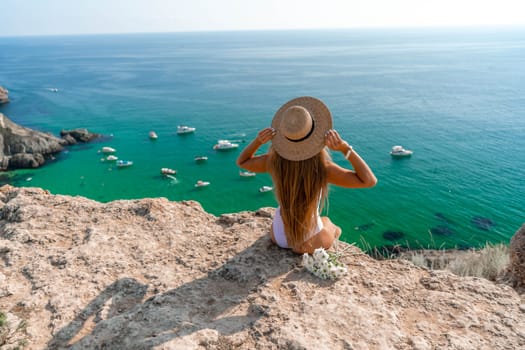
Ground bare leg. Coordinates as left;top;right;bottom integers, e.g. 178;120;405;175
321;216;342;240
294;217;341;254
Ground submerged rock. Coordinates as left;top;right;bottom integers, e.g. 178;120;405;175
472;216;495;230
383;230;404;241
430;225;455;236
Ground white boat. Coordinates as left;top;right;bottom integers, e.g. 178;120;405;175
160;168;176;175
149;131;158;140
194;156;208;162
194;180;210;188
106;155;118;161
390;145;413;157
239;170;256;177
101;146;116;154
213;140;239;151
259;185;273;193
177;125;196;134
116;160;133;167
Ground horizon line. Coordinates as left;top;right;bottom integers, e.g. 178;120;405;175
2;23;525;39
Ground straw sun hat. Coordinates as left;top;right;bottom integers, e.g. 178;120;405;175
271;96;333;161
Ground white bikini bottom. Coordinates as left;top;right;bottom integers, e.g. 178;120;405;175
272;207;323;249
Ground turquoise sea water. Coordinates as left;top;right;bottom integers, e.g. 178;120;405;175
0;27;524;249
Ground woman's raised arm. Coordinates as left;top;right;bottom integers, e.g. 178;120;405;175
325;129;377;188
235;127;275;173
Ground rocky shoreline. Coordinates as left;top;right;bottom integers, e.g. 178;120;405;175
0;85;102;170
0;112;100;170
0;185;523;349
0;86;8;104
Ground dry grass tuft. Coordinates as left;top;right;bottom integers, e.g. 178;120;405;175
447;243;509;280
406;243;509;281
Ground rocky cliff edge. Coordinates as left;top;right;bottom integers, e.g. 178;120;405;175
0;185;524;349
0;87;8;104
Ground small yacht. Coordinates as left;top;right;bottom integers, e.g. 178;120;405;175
116;160;133;168
101;146;116;154
213;140;239;151
259;185;273;193
149;131;158;140
239;170;256;177
106;155;118;161
390;145;413;157
177;125;196;134
194;156;208;162
194;180;210;188
160;168;176;175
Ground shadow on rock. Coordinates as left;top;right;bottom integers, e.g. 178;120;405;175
47;236;297;349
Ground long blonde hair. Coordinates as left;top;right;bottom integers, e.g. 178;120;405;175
268;147;330;249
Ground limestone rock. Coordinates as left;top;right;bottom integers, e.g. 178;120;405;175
0;113;65;170
509;223;525;289
8;152;46;168
0;185;523;350
60;128;101;144
0;86;8;104
0;113;102;170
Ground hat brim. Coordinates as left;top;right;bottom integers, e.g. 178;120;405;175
271;96;332;161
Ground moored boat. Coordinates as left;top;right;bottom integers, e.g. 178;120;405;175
194;156;208;162
390;145;413;157
149;131;158;140
101;146;116;153
177;125;196;134
116;160;133;168
160;168;176;175
213;140;239;151
194;180;210;187
239;170;256;177
259;185;273;193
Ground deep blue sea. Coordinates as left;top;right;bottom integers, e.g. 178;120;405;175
0;27;524;249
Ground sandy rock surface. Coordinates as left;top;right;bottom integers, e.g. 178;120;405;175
0;185;524;349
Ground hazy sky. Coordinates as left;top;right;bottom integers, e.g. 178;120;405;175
2;0;525;36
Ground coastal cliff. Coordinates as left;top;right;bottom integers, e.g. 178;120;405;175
0;87;8;104
0;113;100;170
0;113;65;169
0;185;523;349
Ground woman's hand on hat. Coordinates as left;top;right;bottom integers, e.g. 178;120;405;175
325;129;349;152
256;127;276;145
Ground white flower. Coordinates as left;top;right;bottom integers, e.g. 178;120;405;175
302;248;347;280
302;253;315;270
302;253;310;265
313;248;329;261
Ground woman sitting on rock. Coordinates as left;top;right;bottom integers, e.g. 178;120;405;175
236;96;377;254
